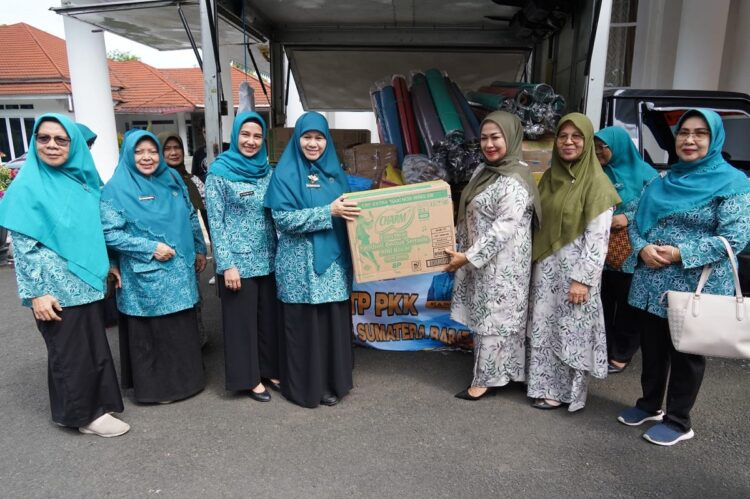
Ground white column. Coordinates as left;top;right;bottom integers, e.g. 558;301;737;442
584;0;612;128
201;0;221;166
219;48;235;142
672;0;731;90
63;16;119;181
176;112;188;154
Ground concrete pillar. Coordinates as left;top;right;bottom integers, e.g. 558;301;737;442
201;0;221;166
176;112;188;155
584;0;612;129
672;0;731;90
219;48;235;142
63;16;119;181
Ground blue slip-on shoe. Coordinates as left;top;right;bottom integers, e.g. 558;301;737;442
642;423;695;446
617;407;664;426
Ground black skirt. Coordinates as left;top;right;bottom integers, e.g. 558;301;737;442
218;273;280;391
119;307;205;403
35;300;124;427
280;300;353;408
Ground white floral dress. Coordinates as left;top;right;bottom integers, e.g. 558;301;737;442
451;173;534;387
526;208;613;411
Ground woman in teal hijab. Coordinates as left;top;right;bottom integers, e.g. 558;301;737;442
618;109;750;446
205;112;281;402
101;129;207;404
0;113;128;437
264;112;360;408
594;126;658;374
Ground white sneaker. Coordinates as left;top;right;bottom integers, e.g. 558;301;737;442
209;276;216;285
78;413;130;437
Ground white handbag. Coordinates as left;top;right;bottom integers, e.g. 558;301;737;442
664;236;750;359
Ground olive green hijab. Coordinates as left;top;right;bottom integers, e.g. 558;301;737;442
457;111;541;227
532;113;620;262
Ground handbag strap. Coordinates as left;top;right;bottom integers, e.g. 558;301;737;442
694;236;743;300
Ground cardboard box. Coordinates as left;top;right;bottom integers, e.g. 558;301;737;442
345;181;455;283
343;143;398;183
522;137;554;173
268;128;371;164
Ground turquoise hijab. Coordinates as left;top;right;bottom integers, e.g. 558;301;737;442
264;112;351;274
594;126;658;214
76;123;97;146
101;129;196;264
635;109;750;235
0;113;108;291
209;111;271;183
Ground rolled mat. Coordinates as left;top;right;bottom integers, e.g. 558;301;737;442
446;78;475;141
479;85;531;106
392;75;420;156
466;91;510;110
425;69;463;134
380;85;406;163
410;73;445;154
370;88;387;144
450;81;480;139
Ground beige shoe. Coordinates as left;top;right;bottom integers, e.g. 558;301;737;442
78;413;130;437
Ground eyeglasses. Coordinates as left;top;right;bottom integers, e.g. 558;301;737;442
676;129;710;141
556;133;585;143
594;144;609;154
37;134;71;147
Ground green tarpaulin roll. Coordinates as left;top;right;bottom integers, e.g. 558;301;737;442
425;69;463;134
466;91;509;110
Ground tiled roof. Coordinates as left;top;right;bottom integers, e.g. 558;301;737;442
160;67;271;108
0;23;271;112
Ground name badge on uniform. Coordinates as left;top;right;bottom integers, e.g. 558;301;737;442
239;190;255;197
139;195;155;201
306;173;321;188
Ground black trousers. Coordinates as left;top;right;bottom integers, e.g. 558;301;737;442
635;309;706;432
601;270;642;363
280;301;353;408
218;273;280;391
36;301;124;427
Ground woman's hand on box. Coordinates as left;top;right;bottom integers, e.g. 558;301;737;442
444;248;468;272
331;196;361;221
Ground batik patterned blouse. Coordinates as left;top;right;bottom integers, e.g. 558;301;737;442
100;200;207;317
627;192;750;318
272;206;351;304
205;173;276;278
10;231;104;308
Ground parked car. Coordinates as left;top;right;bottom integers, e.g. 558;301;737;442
5;152;26;171
601;89;750;293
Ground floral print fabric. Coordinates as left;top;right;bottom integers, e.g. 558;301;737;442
451;174;533;386
526;209;612;411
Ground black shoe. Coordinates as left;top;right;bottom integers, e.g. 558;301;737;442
320;393;339;406
608;361;629;374
454;386;491;401
262;378;281;392
248;389;271;402
532;399;563;410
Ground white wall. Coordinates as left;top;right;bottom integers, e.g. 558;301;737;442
719;0;750;94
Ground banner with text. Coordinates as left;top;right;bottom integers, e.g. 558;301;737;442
351;272;472;351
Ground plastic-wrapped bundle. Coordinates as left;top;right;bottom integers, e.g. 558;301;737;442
432;131;483;184
466;91;509;110
401;154;448;184
490;81;555;103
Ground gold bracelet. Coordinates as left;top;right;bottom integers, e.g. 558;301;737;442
671;247;677;262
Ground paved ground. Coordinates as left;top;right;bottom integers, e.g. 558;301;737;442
1;263;749;498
